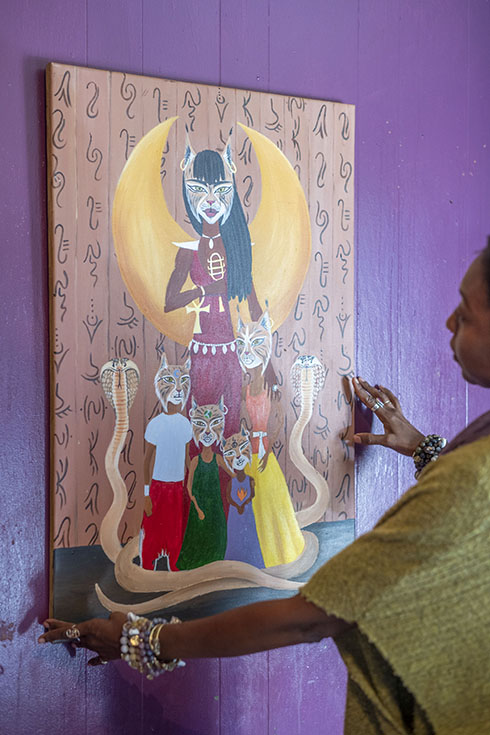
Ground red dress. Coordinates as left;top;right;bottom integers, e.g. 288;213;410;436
187;250;242;435
186;250;243;517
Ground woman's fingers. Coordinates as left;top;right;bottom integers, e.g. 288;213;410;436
353;376;377;404
353;377;383;408
353;378;394;416
39;618;89;644
39;615;124;664
358;377;385;401
353;432;388;447
378;385;401;410
42;618;72;629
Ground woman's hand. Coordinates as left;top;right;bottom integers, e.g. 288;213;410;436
190;495;205;520
258;450;270;473
144;496;153;517
262;362;280;400
352;377;424;456
38;613;126;665
201;280;227;295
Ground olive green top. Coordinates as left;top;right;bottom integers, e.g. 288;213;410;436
301;435;490;734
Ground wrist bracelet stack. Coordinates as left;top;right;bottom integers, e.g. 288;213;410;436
120;612;185;679
412;434;447;479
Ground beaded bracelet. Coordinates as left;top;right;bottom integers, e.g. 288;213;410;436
120;612;185;679
412;434;447;479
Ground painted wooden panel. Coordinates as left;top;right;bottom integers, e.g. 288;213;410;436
47;63;355;624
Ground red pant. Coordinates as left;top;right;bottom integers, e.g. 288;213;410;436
140;479;185;571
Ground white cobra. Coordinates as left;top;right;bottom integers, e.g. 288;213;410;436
99;358;140;562
289;355;330;528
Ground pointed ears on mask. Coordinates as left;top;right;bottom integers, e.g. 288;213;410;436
221;129;237;175
180;129;196;172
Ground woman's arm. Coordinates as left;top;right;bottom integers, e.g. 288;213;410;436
186;456;198;497
240;392;253;432
185;456;204;518
143;442;156;517
246;282;262;322
158;595;352;659
216;453;235;478
225;474;241;512
267;395;283;446
164;249;203;313
39;595;353;663
143;441;156;485
259;394;283;472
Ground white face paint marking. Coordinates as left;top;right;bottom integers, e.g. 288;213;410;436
236;313;272;373
154;356;191;412
190;401;227;448
221;431;252;471
184;179;234;225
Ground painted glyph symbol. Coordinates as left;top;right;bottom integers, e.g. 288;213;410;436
237;488;247;502
207;251;225;281
186;297;210;334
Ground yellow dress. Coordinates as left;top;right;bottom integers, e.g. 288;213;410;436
246;452;305;567
245;385;304;567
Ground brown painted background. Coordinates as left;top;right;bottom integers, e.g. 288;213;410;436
47;63;354;552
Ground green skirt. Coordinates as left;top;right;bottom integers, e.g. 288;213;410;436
177;454;227;570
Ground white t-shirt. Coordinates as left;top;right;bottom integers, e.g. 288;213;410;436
145;412;192;482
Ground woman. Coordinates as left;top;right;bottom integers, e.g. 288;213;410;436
164;142;264;436
39;249;490;733
165;141;275;515
237;311;305;567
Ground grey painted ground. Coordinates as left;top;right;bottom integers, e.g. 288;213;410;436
53;519;354;621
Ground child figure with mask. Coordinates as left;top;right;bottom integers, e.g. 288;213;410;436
140;353;192;572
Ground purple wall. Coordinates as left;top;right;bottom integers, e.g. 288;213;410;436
2;2;490;733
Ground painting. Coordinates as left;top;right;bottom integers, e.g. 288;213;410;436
47;63;355;621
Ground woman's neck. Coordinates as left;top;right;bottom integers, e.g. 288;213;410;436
201;221;220;237
200;445;214;462
248;366;265;395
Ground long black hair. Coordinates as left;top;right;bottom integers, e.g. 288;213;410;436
183;150;252;302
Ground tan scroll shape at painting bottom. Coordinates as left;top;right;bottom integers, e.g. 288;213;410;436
112;119;311;345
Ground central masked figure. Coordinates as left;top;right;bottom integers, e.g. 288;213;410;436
164;136;264;464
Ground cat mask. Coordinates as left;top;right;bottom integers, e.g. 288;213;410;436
220;425;252;472
236;310;272;374
154;352;191;412
189;395;228;447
